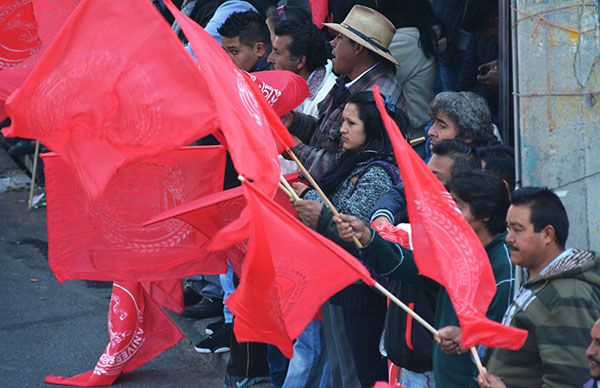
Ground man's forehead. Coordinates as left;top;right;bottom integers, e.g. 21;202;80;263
221;36;242;47
507;205;531;223
592;319;600;336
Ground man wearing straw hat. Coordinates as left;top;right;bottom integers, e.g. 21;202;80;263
283;5;403;180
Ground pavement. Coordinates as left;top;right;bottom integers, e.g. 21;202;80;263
0;147;233;387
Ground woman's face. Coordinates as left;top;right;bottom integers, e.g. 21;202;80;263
340;103;367;151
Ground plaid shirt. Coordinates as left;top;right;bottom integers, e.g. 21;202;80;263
289;63;404;179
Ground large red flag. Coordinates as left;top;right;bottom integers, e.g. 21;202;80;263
3;0;218;199
372;85;527;350
0;0;78;120
43;147;229;283
163;0;281;194
226;180;375;357
45;282;183;386
310;0;328;28
247;70;309;117
144;173;301;274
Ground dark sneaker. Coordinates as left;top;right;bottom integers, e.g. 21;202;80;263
180;297;223;319
205;318;226;335
223;374;270;388
194;323;232;353
183;285;203;307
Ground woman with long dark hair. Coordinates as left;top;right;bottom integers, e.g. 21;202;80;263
292;90;408;387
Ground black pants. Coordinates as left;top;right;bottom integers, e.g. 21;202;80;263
342;305;388;387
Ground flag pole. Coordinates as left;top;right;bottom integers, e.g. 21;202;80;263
279;175;300;201
27;140;41;209
285;148;363;248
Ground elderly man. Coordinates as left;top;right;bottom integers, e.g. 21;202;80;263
283;5;403;179
478;187;600;388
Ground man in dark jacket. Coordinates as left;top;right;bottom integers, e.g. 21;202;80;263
478;187;600;388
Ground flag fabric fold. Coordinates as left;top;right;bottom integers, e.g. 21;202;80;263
246;70;309;117
372;85;527;350
309;0;328;29
45;281;183;386
225;180;375;357
43;147;228;283
4;0;219;199
0;0;78;121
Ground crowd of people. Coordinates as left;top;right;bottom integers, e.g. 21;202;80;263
3;0;590;387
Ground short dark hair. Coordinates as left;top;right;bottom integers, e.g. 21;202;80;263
478;145;515;191
511;187;569;247
447;170;510;235
218;11;271;51
346;90;410;155
431;139;480;175
266;5;312;26
274;19;328;73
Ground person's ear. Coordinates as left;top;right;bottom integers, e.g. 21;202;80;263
296;55;307;71
541;224;557;245
353;41;364;55
254;42;266;58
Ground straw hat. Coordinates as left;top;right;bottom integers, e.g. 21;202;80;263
323;5;399;66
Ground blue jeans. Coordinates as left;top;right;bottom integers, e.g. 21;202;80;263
219;262;235;324
283;320;330;388
399;368;436;388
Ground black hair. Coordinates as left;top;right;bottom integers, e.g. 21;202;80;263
447;170;510;235
511;187;569;247
274;19;328;73
431;139;481;175
461;0;499;35
347;90;409;154
375;0;443;58
478;144;515;191
218;11;271;51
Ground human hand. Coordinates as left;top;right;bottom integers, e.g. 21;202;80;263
291;182;309;198
333;213;371;246
477;59;499;90
434;326;467;354
477;368;505;388
293;199;322;229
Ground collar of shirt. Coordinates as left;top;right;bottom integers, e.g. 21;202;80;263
538;248;575;277
345;63;379;88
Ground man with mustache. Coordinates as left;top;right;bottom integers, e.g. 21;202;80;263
478;187;600;388
584;319;600;388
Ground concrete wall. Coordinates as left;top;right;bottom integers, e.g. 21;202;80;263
513;0;600;250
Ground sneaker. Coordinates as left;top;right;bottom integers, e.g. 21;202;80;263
194;323;232;353
223;374;270;388
183;285;203;307
205;318;225;335
180;297;223;319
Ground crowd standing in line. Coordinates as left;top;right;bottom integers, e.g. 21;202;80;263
3;1;593;387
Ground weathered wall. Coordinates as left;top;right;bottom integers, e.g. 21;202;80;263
513;0;600;249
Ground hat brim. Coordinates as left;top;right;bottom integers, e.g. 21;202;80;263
324;22;399;66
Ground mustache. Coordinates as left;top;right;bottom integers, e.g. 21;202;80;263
589;355;600;364
508;244;519;251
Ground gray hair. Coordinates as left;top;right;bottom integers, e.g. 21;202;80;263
429;91;497;147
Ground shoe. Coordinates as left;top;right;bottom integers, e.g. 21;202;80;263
205;318;225;335
180;297;223;319
183;285;203;307
194;323;232;353
223;374;270;388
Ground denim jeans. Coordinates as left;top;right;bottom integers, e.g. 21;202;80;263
219;262;235;324
283;320;330;388
399;368;436;388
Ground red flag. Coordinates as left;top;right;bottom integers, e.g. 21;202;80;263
226;180;374;357
45;281;183;386
163;0;281;193
4;0;218;199
144;172;301;274
0;0;78;121
310;0;328;29
372;85;527;350
372;222;412;249
247;70;309;117
43;147;229;283
141;279;184;314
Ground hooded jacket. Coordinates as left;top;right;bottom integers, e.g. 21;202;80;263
487;249;600;388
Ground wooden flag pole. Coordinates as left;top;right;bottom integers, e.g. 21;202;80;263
279;175;300;201
27;140;41;209
284;148;363;248
282;148;487;378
